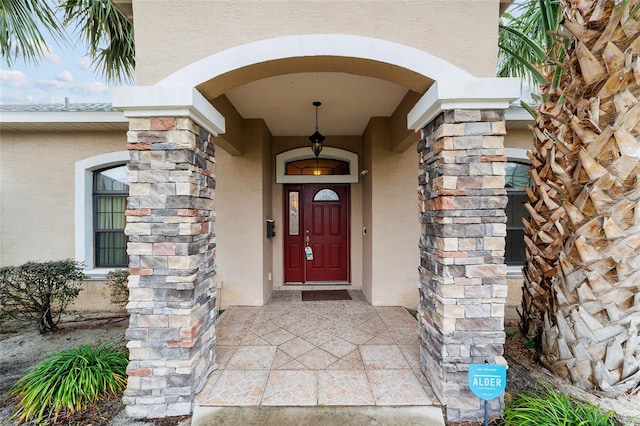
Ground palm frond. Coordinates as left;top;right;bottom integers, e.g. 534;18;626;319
498;0;566;92
60;0;134;84
498;24;548;85
0;0;64;66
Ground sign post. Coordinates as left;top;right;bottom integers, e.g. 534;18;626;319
468;363;507;426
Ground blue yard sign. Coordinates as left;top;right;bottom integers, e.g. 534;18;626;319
468;364;507;401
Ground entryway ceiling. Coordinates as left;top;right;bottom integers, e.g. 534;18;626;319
224;72;410;137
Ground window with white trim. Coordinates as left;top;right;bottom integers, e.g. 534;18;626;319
505;161;531;265
75;151;129;275
93;165;129;267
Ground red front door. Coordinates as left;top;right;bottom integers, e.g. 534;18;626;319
284;184;350;284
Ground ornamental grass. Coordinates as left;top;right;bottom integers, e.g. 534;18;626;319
10;342;128;424
503;386;618;426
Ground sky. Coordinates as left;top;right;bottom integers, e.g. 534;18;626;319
0;24;123;105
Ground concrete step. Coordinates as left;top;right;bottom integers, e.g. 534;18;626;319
192;406;445;426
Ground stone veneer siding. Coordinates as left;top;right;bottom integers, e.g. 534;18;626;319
123;117;217;418
417;109;508;422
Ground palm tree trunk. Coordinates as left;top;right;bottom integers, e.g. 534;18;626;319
525;0;640;394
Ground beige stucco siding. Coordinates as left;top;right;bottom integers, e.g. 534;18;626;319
132;0;501;85
261;121;275;302
363;118;419;307
504;128;534;151
0;131;126;266
362;121;374;302
1;131;126;312
215;121;272;307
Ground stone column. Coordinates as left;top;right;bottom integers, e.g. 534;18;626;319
123;116;217;418
417;109;508;422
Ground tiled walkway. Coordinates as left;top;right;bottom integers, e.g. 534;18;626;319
195;290;438;407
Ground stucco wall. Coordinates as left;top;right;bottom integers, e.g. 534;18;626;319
132;0;501;85
365;118;420;307
0;131;126;266
68;280;126;312
361;122;374;302
504;128;534;150
215;121;272;307
506;273;523;326
261;121;275;302
0;130;127;311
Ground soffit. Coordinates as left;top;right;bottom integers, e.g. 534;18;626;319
112;0;133;20
197;56;432;99
0;122;129;132
505;106;534;130
197;55;432;137
224;72;411;136
500;0;515;14
0;111;129;132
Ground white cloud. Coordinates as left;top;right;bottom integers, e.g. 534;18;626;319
75;56;96;71
0;91;34;104
35;79;110;95
35;78;68;90
56;70;74;82
40;41;62;64
82;82;110;94
43;50;62;64
0;69;30;89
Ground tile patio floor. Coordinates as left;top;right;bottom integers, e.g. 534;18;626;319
194;290;440;408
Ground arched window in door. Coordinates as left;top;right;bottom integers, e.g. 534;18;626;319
313;189;340;201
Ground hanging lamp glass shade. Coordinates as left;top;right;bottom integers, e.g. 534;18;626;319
309;101;325;157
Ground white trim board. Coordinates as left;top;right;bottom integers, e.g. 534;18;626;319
75;151;129;277
112;86;225;136
407;78;521;131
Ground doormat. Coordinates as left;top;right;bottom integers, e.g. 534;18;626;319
301;290;352;301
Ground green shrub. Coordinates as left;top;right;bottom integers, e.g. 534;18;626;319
11;342;128;424
503;386;617;426
0;260;86;333
523;337;536;354
105;268;129;307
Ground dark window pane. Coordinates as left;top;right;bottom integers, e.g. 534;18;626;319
506;193;528;227
505;229;526;265
96;232;127;267
95;196;126;230
506;192;529;264
504;161;531;265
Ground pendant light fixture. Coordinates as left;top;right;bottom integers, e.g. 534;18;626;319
309;101;325;158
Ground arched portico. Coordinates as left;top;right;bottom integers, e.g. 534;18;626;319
156;35;472;93
113;33;519;421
